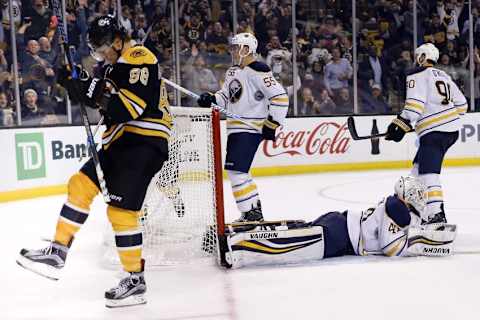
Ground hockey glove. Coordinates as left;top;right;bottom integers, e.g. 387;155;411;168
197;92;216;108
58;65;105;109
385;116;412;142
262;115;280;141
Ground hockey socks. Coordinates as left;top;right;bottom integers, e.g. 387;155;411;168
107;206;143;273
54;172;99;246
228;170;261;216
419;173;445;222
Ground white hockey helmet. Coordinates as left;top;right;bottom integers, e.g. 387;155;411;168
230;33;258;65
394;176;427;215
415;43;439;65
231;32;258;55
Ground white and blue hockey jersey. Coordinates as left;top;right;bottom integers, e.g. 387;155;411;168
347;196;423;257
400;66;467;137
213;61;289;135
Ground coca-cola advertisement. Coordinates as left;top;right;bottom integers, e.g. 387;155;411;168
262;121;351;158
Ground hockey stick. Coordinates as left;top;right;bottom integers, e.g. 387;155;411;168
347;116;387;140
52;0;110;203
347;116;414;141
161;78;260;131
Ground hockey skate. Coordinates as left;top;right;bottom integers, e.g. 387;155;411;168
105;260;147;308
235;200;264;222
16;241;69;281
424;203;447;228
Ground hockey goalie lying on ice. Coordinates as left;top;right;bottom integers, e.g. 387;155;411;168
219;176;457;269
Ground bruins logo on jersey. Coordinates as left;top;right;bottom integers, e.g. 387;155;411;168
130;49;147;58
229;79;243;103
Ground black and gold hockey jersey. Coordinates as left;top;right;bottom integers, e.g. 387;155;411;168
101;45;172;150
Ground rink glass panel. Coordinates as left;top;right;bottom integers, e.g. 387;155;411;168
0;0;477;128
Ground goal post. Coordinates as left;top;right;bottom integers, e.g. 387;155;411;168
102;107;225;267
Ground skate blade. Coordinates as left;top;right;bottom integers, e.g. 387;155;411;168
105;294;147;308
16;254;61;281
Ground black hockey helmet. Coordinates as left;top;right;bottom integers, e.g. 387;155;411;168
87;15;127;59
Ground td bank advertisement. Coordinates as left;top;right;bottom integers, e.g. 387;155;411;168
1;126;104;193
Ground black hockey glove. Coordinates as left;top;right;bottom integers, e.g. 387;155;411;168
58;65;105;109
197;92;216;108
262;115;280;141
385;116;413;142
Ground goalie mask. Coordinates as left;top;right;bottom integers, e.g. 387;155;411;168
394;176;427;216
230;33;258;66
415;43;439;66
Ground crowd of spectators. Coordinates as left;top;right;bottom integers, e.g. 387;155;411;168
0;0;478;127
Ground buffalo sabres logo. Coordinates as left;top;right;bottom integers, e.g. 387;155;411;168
228;79;243;103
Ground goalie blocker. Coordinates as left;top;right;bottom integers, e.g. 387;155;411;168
219;176;457;268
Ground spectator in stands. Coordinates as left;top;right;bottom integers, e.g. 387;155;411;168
324;47;353;101
0;91;14;126
21;88;43;125
358;45;388;93
24;0;52;40
360;84;389;114
206;22;228;55
437;53;458;80
437;0;463;41
298;87;321;116
316;88;337;115
21;40;54;76
38;37;57;67
119;5;133;35
184;12;205;45
334;88;354;115
183;48;219;101
424;13;447;50
132;13;148;43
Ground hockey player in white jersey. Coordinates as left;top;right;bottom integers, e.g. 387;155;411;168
197;33;289;221
385;43;467;224
220;176;456;269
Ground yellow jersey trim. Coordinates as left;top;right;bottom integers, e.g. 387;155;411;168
416;109;459;132
118;91;140;118
120;88;146;110
120;46;157;65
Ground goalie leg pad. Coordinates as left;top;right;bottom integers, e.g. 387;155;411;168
224;225;325;268
406;224;457;256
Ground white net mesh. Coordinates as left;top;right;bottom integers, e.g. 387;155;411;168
102;107;220;267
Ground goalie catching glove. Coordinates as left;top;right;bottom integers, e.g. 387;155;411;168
58;65;106;109
385;116;412;142
262;115;280;141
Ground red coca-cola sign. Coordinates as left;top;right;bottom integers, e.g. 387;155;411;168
263;121;351;157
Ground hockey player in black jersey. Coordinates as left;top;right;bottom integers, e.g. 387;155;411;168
16;16;171;308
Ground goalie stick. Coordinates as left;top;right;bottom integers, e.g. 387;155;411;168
52;0;110;203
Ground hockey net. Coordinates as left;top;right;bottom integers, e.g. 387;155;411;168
102;107;225;267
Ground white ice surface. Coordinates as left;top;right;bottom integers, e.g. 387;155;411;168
3;167;480;320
